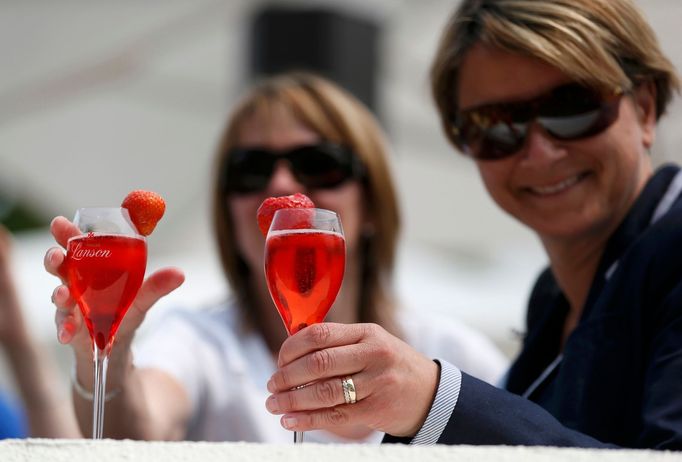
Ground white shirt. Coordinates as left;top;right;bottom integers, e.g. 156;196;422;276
133;301;507;443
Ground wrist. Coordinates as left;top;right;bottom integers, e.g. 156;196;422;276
410;360;462;445
71;364;121;402
73;346;134;392
403;359;441;437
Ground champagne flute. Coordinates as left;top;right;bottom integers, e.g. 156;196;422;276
264;208;345;444
65;208;147;439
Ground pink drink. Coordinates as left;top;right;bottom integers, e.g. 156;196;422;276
265;229;345;334
66;234;146;350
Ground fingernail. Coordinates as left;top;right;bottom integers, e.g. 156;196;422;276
64;321;76;336
266;395;279;413
267;379;275;393
282;416;298;429
58;327;69;344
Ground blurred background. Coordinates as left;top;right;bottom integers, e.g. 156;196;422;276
0;0;680;397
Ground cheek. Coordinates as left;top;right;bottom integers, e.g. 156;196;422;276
476;162;515;209
309;183;365;252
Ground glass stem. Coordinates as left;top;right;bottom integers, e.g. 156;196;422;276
92;344;110;439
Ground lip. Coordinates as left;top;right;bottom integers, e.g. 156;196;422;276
525;172;589;196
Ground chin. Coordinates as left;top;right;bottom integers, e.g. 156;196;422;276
533;214;613;243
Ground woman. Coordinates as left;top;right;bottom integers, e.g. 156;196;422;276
263;0;682;449
45;72;506;441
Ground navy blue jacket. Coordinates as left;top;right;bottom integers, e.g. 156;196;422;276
389;165;682;449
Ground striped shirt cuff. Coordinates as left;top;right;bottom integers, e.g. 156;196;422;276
411;359;462;445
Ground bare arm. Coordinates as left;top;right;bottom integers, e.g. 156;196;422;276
46;216;188;439
0;225;81;437
71;354;191;440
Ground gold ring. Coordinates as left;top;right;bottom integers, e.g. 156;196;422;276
341;376;357;404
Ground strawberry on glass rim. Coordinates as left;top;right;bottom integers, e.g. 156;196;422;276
256;193;315;237
65;199;154;440
121;190;166;236
258;193;345;445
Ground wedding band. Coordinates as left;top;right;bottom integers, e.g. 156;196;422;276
341;376;357;404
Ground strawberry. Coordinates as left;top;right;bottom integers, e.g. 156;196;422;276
256;193;314;237
121;190;166;236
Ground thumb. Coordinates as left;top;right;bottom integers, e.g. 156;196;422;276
123;267;185;331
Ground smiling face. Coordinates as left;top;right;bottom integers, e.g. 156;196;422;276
457;43;656;244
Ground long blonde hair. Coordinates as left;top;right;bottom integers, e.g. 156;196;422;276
212;72;402;336
431;0;680;148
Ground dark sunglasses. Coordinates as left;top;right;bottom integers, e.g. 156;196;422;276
222;142;365;194
450;83;625;161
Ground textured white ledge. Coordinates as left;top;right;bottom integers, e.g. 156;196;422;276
0;439;679;462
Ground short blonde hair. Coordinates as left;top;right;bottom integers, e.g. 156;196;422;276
212;72;401;335
431;0;680;148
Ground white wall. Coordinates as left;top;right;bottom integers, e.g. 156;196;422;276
0;440;679;462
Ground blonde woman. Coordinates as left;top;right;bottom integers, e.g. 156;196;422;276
265;0;682;449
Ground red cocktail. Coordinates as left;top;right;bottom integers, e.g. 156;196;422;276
264;207;345;444
66;207;147;439
265;229;345;335
67;234;146;350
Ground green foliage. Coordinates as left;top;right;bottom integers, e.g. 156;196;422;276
0;199;48;232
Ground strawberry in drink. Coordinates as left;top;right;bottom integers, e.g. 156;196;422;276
265;228;345;335
258;196;344;444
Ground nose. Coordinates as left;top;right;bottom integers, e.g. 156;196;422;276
266;160;306;196
518;122;567;165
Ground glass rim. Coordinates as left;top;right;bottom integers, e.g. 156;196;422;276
272;207;340;218
72;207;144;238
74;206;134;219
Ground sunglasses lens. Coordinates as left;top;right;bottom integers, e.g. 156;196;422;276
289;145;355;188
224;143;360;193
541;85;619;139
454;84;621;161
224;150;274;193
458;117;526;160
476;122;527;160
540;111;603;138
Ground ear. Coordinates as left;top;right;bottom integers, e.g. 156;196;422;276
633;81;657;149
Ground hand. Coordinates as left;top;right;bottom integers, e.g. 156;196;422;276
266;323;440;437
0;225;29;347
44;216;185;365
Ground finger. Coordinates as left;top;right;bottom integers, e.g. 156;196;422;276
266;372;366;414
44;247;67;280
124;267;185;327
50;216;80;248
268;343;372;393
52;284;75;313
56;309;82;344
53;285;81;344
279;405;364;433
277;322;376;368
